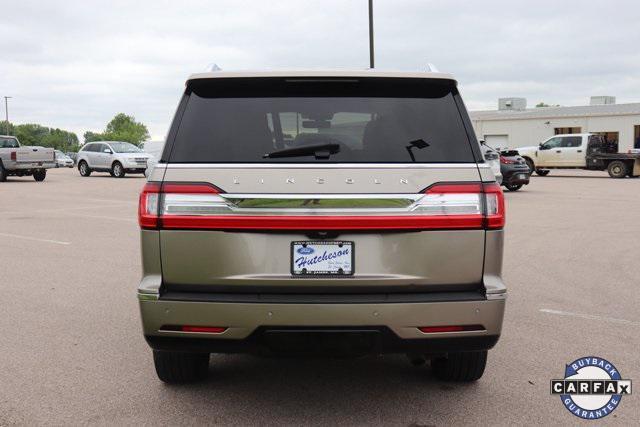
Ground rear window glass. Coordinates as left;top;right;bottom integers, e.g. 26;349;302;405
167;78;475;163
0;137;19;148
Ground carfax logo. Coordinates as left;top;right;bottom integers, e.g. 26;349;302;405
551;356;632;420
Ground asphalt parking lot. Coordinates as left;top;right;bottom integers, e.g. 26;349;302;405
1;168;638;425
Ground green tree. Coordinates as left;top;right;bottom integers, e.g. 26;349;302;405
2;122;79;151
536;102;559;108
42;128;80;151
102;113;150;146
1;120;14;135
84;131;104;143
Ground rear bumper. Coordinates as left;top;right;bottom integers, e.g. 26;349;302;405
139;291;505;355
145;329;500;356
502;166;530;185
11;162;56;170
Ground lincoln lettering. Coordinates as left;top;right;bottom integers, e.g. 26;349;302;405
295;248;350;269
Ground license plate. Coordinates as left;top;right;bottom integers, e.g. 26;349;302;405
291;241;354;276
517;174;528;179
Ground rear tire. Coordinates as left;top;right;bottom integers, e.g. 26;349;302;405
78;161;91;177
535;169;550;176
153;350;209;384
0;162;6;182
33;169;47;182
431;350;487;382
504;183;523;191
112;162;125;178
607;161;628;178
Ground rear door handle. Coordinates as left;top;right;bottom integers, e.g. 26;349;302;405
577;150;583;153
556;150;562;153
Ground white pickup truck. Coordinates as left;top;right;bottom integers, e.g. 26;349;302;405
518;133;640;178
0;135;56;182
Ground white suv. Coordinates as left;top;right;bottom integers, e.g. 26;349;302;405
77;141;150;178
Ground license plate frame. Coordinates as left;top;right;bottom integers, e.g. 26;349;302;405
290;241;354;276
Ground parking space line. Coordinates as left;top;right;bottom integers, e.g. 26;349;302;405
0;232;71;246
0;202;134;216
540;308;639;326
65;213;137;223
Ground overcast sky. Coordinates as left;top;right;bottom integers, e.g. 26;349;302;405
2;0;639;140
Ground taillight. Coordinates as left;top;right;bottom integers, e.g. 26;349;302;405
423;182;505;230
418;324;485;334
10;151;16;161
500;155;515;164
160;325;227;334
482;182;505;229
138;182;161;229
138;182;222;229
138;181;505;231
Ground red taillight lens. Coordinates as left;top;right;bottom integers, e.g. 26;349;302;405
138;182;161;229
418;324;485;333
160;325;227;333
139;181;505;231
10;151;16;161
500;155;515;164
138;182;219;229
423;182;505;230
161;183;221;194
482;182;505;229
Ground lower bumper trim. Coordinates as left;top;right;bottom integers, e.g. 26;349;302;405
145;327;500;356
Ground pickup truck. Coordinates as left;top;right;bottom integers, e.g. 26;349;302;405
518;133;640;178
0;135;56;182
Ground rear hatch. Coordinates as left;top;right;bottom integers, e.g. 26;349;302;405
143;76;502;294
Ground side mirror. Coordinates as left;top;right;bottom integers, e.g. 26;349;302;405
104;148;112;154
539;143;547;150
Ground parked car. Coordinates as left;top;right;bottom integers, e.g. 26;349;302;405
480;141;503;184
499;149;530;191
0;135;55;182
140;140;165;178
76;141;150;178
54;150;74;168
518;133;640;178
138;69;507;384
65;152;78;165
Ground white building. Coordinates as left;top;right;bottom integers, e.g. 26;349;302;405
470;96;640;153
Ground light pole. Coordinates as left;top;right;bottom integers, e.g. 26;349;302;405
368;0;374;68
3;96;11;135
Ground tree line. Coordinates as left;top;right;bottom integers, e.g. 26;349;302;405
1;122;80;152
1;113;150;152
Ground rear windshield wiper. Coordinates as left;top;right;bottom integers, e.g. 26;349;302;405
263;143;340;160
405;139;430;162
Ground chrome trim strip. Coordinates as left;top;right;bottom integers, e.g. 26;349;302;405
161;192;483;216
138;292;159;301
161;163;488;169
486;292;507;301
222;193;422;200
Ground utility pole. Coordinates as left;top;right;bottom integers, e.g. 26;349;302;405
4;96;11;134
368;0;375;68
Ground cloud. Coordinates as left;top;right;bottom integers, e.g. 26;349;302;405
1;0;639;139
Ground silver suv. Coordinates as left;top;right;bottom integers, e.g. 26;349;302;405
77;141;150;178
138;70;507;384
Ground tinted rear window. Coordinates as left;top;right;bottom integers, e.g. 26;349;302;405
167;78;476;163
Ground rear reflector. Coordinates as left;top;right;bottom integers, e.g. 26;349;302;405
138;181;505;231
418;325;485;334
160;325;227;334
